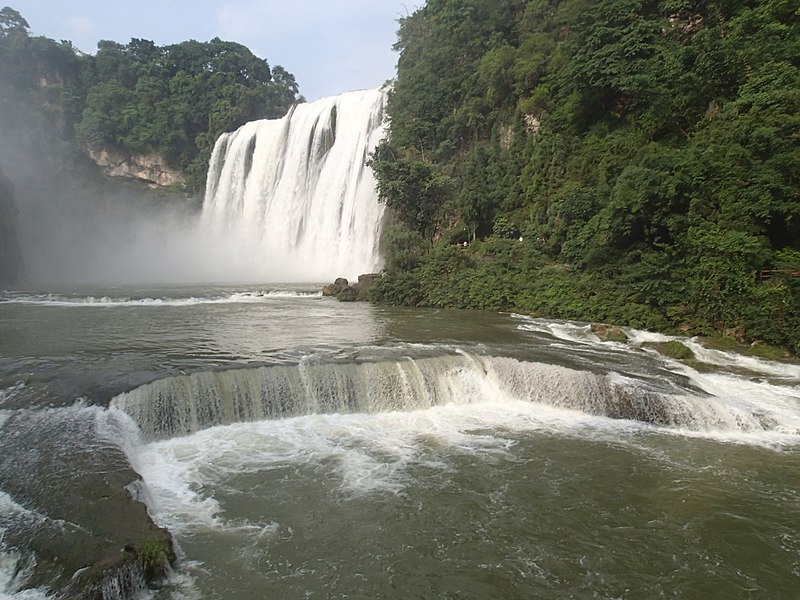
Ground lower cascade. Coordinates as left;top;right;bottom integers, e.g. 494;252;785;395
201;88;388;281
111;353;788;442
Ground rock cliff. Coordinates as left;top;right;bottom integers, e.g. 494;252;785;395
0;167;24;283
87;147;185;188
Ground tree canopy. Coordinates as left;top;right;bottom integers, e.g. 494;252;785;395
0;8;302;189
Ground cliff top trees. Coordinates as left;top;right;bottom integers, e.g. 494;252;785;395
0;7;302;190
77;37;301;189
0;6;28;37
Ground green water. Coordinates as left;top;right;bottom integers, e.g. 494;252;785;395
1;285;798;599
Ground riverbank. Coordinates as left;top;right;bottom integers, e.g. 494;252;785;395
351;236;800;359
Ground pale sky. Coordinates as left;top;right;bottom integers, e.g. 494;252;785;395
8;0;425;101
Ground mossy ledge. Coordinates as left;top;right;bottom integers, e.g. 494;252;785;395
590;323;629;343
643;340;695;361
60;505;177;599
699;336;798;363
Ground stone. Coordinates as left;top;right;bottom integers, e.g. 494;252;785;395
591;323;629;342
322;274;380;302
86;147;185;188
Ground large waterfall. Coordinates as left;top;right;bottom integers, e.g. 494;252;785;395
201;89;387;281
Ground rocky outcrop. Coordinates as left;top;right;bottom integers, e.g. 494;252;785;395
0;409;178;600
87;147;185;188
322;274;380;302
0;167;24;283
591;323;629;342
644;340;695;360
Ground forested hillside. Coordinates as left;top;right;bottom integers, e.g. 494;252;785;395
0;6;301;190
370;0;800;352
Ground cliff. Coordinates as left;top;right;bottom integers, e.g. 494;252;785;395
87;147;186;188
0;167;24;283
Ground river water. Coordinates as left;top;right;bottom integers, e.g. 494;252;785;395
1;285;798;599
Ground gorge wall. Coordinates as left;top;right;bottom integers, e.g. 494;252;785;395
86;147;186;188
0;167;23;283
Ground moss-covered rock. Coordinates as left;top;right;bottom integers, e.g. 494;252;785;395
646;340;695;360
590;323;629;342
700;336;796;363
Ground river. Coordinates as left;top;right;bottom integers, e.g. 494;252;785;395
1;284;798;599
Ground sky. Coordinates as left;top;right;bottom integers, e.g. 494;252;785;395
9;0;425;101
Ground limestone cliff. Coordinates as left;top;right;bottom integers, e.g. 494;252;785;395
87;147;186;188
0;167;24;283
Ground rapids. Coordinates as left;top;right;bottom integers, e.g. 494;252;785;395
1;286;799;599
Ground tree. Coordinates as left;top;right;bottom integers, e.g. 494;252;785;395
0;6;28;37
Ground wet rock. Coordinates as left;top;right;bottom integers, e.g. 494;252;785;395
322;277;350;297
655;340;695;360
590;323;629;342
323;274;380;302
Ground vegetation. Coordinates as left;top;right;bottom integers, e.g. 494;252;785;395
648;340;695;360
0;166;23;282
0;6;301;189
137;535;173;581
370;0;800;353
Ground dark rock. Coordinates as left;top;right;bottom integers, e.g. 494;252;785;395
337;286;359;302
322;277;350;297
323;274;380;302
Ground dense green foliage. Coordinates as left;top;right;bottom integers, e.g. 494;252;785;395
0;7;301;189
370;0;800;352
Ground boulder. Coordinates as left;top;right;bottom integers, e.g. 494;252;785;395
322;277;350;297
591;323;629;342
322;274;380;302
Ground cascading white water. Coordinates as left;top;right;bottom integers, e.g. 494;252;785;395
201;88;388;281
111;353;800;443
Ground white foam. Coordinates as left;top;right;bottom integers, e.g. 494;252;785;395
0;552;51;600
683;338;800;380
0;291;321;307
0;383;25;407
677;366;800;433
0;493;51;600
129;400;651;534
515;317;601;345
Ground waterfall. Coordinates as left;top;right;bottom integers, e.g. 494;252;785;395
201;89;388;281
110;354;792;442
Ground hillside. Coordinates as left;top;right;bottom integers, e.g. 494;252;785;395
0;6;301;191
369;0;800;353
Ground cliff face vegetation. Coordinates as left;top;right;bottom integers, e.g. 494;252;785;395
0;6;301;190
0;167;23;283
370;0;800;352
